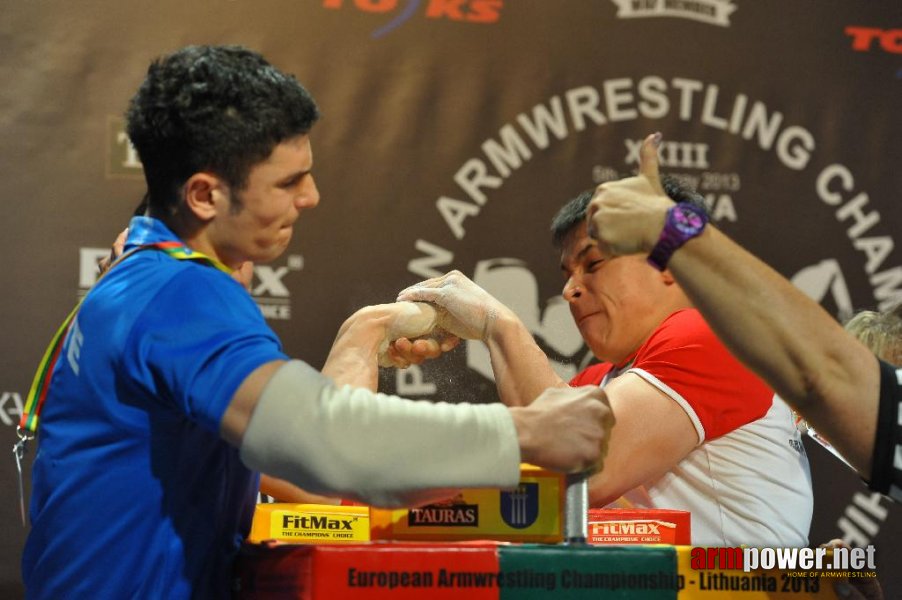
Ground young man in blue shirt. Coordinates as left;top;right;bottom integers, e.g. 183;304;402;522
22;45;613;599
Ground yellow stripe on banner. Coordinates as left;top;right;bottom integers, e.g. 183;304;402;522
675;546;841;599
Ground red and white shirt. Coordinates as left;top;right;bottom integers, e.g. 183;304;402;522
572;309;813;546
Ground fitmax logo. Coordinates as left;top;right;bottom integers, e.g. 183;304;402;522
323;0;502;38
590;521;664;536
78;248;303;321
281;514;355;530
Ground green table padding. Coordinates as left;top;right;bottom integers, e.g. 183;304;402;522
499;544;679;599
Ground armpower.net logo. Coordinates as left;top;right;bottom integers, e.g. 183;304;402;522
686;546;878;594
691;545;878;575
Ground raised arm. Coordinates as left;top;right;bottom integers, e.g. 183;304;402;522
587;133;881;476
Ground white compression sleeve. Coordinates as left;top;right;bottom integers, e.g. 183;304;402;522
239;360;521;507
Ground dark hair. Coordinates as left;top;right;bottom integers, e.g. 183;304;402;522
126;45;320;214
550;174;709;248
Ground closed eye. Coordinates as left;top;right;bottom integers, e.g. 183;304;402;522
278;172;309;189
586;259;605;272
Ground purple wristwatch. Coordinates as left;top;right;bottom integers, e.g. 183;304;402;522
647;202;708;271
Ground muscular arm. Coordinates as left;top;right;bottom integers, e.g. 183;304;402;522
665;228;880;475
322;302;440;390
259;475;341;504
587;373;697;505
252;304;437;504
222;302;437;443
474;305;697;503
484;310;568;406
588;132;881;477
397;271;566;407
220;302;611;507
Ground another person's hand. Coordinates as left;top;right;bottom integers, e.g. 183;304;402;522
97;230;257;293
382;334;460;369
325;301;456;388
96;228;129;276
509;385;615;474
233;261;254;289
365;301;458;368
396;270;513;342
819;539;884;600
586;132;674;256
259;474;341;505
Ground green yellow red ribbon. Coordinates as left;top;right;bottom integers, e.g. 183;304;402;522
19;241;232;433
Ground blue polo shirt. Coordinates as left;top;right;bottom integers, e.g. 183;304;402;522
23;217;288;599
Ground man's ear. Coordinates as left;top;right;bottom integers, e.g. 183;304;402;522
183;172;225;222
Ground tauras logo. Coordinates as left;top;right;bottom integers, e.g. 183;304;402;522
611;0;737;27
408;503;479;526
281;514;354;530
500;482;539;529
590;520;672;536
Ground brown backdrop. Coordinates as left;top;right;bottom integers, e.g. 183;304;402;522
2;1;900;597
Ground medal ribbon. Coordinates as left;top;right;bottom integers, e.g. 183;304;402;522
19;241;231;433
14;241;231;524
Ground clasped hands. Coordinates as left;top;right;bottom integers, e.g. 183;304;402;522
377;270;510;369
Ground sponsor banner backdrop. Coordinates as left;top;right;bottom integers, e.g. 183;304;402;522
0;1;899;596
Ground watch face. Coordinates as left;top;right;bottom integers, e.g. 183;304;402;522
672;206;705;234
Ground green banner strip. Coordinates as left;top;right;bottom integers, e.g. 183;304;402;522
498;544;679;599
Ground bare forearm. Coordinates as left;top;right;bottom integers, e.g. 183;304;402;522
486;311;566;406
322;307;388;391
668;226;879;472
259;474;341;504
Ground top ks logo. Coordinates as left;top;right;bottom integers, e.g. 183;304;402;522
322;0;503;38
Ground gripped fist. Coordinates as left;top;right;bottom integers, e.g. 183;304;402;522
376;301;458;368
396;270;510;342
382;334;461;369
512;385;615;475
586;132;674;257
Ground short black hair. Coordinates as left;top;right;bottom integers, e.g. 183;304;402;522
550;175;709;248
126;45;320;214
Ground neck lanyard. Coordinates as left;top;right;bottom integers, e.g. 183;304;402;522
13;240;231;524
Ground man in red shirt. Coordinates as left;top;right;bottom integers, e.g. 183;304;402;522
399;174;813;547
587;132;901;505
